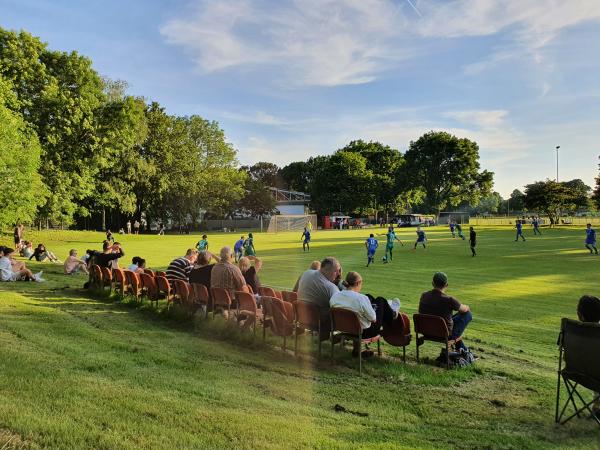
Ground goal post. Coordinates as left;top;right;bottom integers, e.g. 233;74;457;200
267;214;317;233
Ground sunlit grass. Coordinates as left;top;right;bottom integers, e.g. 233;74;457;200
0;225;598;448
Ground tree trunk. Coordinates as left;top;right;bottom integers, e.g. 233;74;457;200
102;208;106;231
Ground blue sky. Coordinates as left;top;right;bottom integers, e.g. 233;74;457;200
2;0;599;197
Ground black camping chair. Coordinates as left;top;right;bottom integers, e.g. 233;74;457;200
555;318;600;426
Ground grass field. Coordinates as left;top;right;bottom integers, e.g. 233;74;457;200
0;226;599;449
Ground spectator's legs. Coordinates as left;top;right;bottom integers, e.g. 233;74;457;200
451;311;472;351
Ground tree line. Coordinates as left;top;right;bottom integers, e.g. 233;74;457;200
1;27;597;231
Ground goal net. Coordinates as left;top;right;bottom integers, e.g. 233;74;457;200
267;214;317;233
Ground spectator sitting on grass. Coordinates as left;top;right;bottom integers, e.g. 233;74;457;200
576;294;600;418
419;272;472;353
20;241;34;258
0;247;43;282
127;256;146;274
189;250;219;289
166;249;198;282
29;243;61;263
64;249;89;275
238;256;262;295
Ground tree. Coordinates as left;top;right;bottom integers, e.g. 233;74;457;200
0;76;46;228
524;179;590;225
238;178;277;217
280;161;312;192
593;156;600;210
310;151;372;215
403;131;494;215
242;162;283;188
471;192;503;215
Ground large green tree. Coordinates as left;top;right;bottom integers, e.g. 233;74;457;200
524;179;590;225
403;131;493;215
593;156;600;210
0;76;46;228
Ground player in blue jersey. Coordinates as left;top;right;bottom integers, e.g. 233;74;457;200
413;227;427;250
585;223;598;254
301;227;311;252
449;221;456;238
365;233;379;267
381;226;403;263
515;220;526;241
234;236;245;262
196;234;209;251
532;217;542;235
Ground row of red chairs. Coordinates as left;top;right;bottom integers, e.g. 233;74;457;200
89;266;456;371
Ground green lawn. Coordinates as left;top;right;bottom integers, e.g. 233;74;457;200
0;226;598;449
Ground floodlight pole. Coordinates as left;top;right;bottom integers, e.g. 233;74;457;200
555;145;560;182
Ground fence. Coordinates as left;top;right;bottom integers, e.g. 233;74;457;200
469;217;600;226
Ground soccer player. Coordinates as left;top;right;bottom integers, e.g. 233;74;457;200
585;223;598;255
301;227;311;252
515;220;526;242
413;227;427;250
382;226;402;263
234;236;245;262
365;233;379;267
532;217;542;235
196;234;209;252
244;233;256;256
469;226;476;257
455;223;465;240
449;221;456;238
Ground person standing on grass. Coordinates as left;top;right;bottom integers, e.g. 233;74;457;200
365;233;379;267
244;233;256;256
126;220;132;234
14;223;24;251
456;223;465;240
449;220;456;238
576;295;600;418
106;229;115;243
419;272;472;353
234;236;245;262
585;223;598;255
413;227;427;250
515;220;526;241
469;227;477;257
196;234;209;252
301;227;311;252
381;226;402;263
133;220;140;235
532;217;542;235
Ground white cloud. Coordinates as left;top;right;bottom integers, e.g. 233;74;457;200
160;0;409;87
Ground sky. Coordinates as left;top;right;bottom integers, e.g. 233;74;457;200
2;0;600;197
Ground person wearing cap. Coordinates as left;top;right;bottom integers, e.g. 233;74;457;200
418;272;472;350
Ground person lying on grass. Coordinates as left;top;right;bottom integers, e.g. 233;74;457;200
576;295;600;418
64;249;89;275
329;271;399;358
29;243;61;263
0;247;44;282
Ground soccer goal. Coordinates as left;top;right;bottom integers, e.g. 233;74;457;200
267;214;317;233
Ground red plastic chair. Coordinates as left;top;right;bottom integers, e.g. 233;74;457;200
413;313;462;369
234;291;259;334
124;270;142;300
190;283;210;318
282;291;297;303
112;268;128;296
100;266;113;291
258;286;283;300
139;272;159;307
294;300;323;357
262;296;294;351
155;271;166;277
156;276;173;304
210;287;232;319
381;313;412;362
90;265;103;290
331;308;381;374
143;268;155;277
172;279;191;310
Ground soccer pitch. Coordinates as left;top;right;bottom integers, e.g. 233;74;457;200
0;226;598;449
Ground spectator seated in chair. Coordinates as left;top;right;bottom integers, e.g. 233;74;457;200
210;246;246;300
238;256;262;297
166;249;197;282
127;256;146;274
188;250;219;289
64;249;89;275
418;272;472;355
577;294;600;418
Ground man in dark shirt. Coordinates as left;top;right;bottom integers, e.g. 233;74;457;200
95;242;124;268
166;249;198;282
188;251;219;288
469;227;476;257
419;272;472;350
